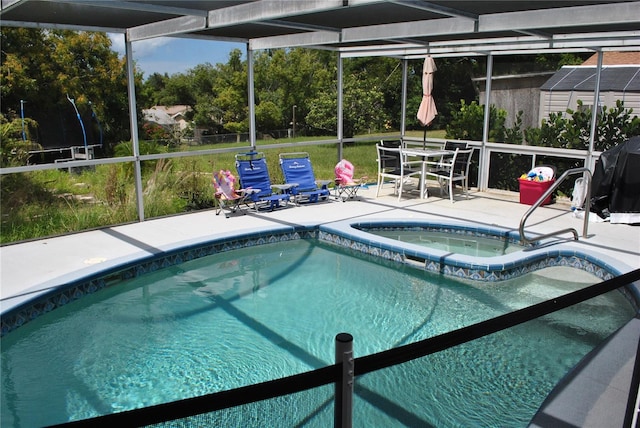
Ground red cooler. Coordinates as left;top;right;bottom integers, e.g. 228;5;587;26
518;178;555;205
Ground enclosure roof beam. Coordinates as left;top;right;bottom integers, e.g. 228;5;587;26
389;0;479;21
337;30;640;59
49;0;208;17
258;19;340;34
0;19;123;33
479;2;640;32
0;0;22;13
207;0;347;30
127;16;206;42
250;31;341;50
342;16;475;44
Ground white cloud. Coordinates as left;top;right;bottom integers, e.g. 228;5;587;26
107;34;243;78
132;37;173;58
107;34;172;58
108;33;125;55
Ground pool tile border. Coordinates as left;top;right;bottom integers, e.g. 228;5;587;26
0;226;314;336
1;220;636;336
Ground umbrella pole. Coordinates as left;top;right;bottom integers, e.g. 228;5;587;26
423;127;427;149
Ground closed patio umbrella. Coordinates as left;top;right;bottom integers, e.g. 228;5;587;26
416;56;437;143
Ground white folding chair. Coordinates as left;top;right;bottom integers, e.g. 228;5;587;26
425;148;474;203
375;143;422;201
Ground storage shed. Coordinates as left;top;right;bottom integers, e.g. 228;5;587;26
475;71;555;129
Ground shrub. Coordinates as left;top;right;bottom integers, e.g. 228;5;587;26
504;111;524;144
445;100;506;142
525;100;640;151
0;113;41;167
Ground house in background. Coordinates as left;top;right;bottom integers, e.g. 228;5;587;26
142;105;192;131
539;51;640;122
162;105;192;131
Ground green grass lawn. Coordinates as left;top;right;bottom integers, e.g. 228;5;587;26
192;129;447;183
1;130;446;243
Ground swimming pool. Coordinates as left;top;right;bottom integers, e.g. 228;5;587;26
0;230;636;427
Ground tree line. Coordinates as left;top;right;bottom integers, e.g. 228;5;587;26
138;48;481;142
2;28;476;157
3;27;613;166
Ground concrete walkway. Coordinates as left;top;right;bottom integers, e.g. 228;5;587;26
2;187;638;305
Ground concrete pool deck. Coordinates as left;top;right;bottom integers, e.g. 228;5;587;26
1;186;639;426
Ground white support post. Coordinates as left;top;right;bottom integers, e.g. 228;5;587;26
479;53;493;192
400;59;408;140
125;35;145;222
587;50;603;171
247;44;256;151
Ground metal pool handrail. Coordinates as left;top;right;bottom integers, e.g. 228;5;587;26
519;167;593;245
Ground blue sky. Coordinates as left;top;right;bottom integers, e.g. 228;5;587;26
109;34;244;78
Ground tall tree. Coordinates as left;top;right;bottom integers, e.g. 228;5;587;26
254;48;335;134
140;72;169;106
1;28;135;152
307;68;389;138
344;56;403;129
210;49;248;133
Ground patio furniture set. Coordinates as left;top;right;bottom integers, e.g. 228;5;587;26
213;141;472;218
376;139;474;203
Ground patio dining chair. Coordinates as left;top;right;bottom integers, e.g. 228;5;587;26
424;147;474;203
442;140;468;159
375;143;422;201
443;140;469;151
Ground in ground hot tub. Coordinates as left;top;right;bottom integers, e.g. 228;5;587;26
352;223;527;257
317;220;611;282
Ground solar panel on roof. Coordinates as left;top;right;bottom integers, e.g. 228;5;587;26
540;67;640;92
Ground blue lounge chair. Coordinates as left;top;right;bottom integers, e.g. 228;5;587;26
235;152;293;211
279;152;331;204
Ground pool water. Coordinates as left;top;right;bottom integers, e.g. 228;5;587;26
363;228;523;256
0;240;634;427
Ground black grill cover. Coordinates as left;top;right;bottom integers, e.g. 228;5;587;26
590;136;640;223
